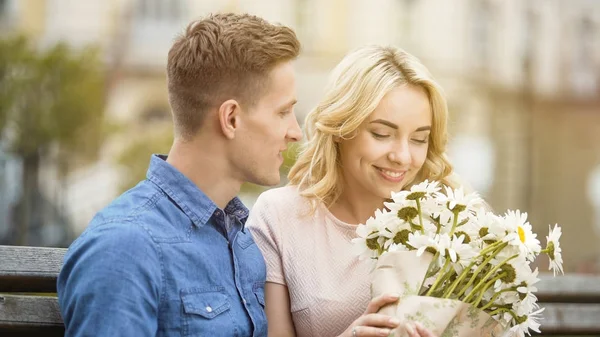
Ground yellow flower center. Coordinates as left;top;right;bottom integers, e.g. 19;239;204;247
518;226;526;243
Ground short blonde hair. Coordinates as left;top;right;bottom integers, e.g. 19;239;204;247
167;13;300;139
288;45;455;209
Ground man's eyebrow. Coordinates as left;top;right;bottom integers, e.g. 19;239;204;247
278;99;297;110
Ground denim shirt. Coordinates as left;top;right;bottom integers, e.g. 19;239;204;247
57;155;267;337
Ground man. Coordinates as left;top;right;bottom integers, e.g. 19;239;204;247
57;13;302;336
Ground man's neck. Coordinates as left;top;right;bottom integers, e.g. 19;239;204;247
166;138;241;209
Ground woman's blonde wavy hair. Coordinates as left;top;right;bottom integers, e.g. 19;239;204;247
288;45;456;210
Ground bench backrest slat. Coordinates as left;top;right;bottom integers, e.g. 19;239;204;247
537;274;600;303
0;294;64;336
0;246;66;293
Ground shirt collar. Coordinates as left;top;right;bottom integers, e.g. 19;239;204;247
146;154;248;227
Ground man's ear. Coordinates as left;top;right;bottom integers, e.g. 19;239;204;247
217;99;240;139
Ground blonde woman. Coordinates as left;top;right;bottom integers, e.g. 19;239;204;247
247;45;454;337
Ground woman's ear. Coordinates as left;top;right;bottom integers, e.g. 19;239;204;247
218;99;240;139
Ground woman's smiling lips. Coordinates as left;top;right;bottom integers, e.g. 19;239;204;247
374;166;406;183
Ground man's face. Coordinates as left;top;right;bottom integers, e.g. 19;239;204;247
233;61;302;186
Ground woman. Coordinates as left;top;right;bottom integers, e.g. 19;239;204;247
247;45;456;337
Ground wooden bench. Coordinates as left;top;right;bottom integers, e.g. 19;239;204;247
0;245;66;337
1;245;600;336
534;274;600;335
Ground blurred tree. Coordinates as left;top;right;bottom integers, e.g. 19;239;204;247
116;125;302;197
116;125;173;192
0;35;107;245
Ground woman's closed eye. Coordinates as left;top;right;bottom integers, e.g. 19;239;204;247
371;131;390;139
412;137;428;144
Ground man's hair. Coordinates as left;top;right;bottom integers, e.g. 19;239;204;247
167;13;301;139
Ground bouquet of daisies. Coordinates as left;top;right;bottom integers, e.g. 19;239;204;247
352;180;563;337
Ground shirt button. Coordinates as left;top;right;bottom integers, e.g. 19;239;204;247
242;298;247;305
206;306;213;313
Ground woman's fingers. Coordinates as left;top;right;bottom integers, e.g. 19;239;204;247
400;323;419;337
358;313;400;329
351;325;393;337
414;322;437;337
365;293;400;314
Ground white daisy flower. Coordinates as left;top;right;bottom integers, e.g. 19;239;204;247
407;232;439;257
352;210;387;260
379;216;411;250
438;234;477;265
387;242;410;252
435;186;483;212
509;307;544;337
545;224;564;276
502;210;541;261
409;179;441;195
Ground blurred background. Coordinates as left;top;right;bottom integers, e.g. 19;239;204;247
0;0;599;275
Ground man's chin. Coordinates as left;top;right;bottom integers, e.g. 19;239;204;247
249;174;281;187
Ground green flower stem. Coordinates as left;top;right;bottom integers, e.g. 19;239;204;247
479;241;507;256
472;272;505;307
426;257;451;296
488;307;519;321
449;209;460;236
454;242;507;299
415;198;424;234
443;271;473;299
442;262;478;298
463;254;518;303
418;250;440;296
434;266;458;295
479;287;518;311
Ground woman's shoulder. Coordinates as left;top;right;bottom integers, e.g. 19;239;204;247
255;185;309;208
251;185;316;222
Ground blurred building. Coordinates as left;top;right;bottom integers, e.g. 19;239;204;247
1;0;599;272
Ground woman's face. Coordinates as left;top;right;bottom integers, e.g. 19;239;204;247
338;84;432;201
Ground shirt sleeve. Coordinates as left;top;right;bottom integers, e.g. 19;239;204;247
57;222;162;337
247;192;286;285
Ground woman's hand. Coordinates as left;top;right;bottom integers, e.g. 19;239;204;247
338;294;439;337
407;321;437;337
338;293;401;337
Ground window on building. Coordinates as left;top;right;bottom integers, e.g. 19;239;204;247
397;0;417;47
294;0;315;53
0;0;6;15
135;0;183;22
572;16;597;97
0;0;10;22
521;8;538;82
470;0;493;71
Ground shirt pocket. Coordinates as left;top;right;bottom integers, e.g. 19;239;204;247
237;230;256;249
253;287;265;308
181;287;236;336
250;283;268;336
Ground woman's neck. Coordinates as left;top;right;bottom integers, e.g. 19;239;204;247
328;191;386;226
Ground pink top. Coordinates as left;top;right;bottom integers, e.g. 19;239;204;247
247;186;376;337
